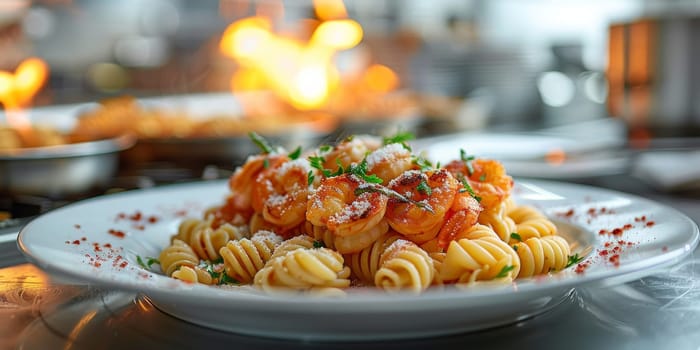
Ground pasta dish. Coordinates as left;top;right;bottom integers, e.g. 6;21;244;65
155;132;575;295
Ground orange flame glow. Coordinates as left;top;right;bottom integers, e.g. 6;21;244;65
219;1;380;111
313;0;348;20
0;57;49;131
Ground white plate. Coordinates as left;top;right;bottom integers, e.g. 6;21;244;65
17;180;699;341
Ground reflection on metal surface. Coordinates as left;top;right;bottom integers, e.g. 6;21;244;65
0;264;81;350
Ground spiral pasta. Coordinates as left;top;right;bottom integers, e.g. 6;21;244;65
440;236;520;284
254;247;351;291
269;234;316;260
375;239;435;293
514;235;571;278
477;205;516;242
513;216;557;241
171;266;215;285
344;231;401;284
219;230;283;284
159;239;199;276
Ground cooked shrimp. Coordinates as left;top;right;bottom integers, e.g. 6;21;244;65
444;158;513;212
385;169;459;242
436;191;483;250
228;154;288;211
252;158;316;230
365;143;417;183
322;135;382;172
334;219;389;254
205;194;252;228
306;173;388;237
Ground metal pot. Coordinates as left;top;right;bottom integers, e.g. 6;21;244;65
0;134;135;198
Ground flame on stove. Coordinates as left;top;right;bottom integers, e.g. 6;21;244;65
218;0;397;112
0;57;49;131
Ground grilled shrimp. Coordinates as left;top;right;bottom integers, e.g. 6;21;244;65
444;158;513;212
322;135;382;172
436;191;484;249
365;143;416;183
228;154;288;212
306;173;388;237
252;158;317;230
384;169;459;243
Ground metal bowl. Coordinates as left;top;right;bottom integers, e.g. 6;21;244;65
0;134;135;198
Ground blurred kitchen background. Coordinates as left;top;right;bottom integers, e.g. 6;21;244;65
2;0;699;131
2;0;700;200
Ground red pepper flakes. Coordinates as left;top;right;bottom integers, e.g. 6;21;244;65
599;250;609;256
130;211;143;221
72;240;80;245
108;229;126;238
609;254;620;266
175;210;188;217
557;208;575;218
148;216;159;223
81;237;87;241
575;262;590;274
646;221;655;227
119;261;128;268
662;246;668;252
104;243;112;248
74;224;81;229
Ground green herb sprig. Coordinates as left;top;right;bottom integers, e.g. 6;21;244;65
565;253;584;268
456;173;482;202
495;265;515;278
355;183;434;213
136;256;160;270
248;132;274;154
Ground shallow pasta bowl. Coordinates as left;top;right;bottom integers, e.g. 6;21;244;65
16;179;699;340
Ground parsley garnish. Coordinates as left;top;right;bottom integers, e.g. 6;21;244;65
319;145;333;153
383;131;414;145
313;240;325;248
136;255;160;270
355;183;434;213
460;149;475;175
513;245;518;251
416;180;432;196
495;265;515;278
248;132;274;154
412;156;433;171
565;253;584;268
479;173;487;182
309;155;383;184
263;157;270;169
510;232;522;242
308;155;331;177
456;173;482;202
218;273;239;285
307;170;315;186
347;159;383;184
288;146;302;160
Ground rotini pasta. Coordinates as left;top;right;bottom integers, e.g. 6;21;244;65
344;230;401;284
171;266;215;285
375;239;435;293
514;235;571;278
155;132;577;294
219;230;283;284
159;239;199;276
440;236;520;284
254;247;351;291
